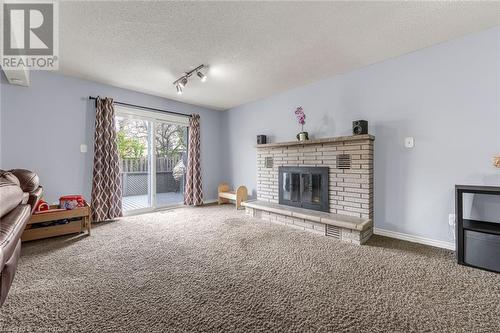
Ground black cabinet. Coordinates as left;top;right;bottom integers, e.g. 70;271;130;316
455;185;500;273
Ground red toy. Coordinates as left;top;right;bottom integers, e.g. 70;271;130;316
33;199;66;215
35;199;50;212
59;195;86;210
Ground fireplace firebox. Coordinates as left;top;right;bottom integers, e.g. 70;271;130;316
278;166;329;212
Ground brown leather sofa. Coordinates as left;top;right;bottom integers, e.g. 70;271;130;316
0;169;42;306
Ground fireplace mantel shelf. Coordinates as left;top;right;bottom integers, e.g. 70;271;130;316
255;134;374;148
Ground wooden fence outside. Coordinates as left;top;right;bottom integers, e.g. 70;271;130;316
121;155;182;173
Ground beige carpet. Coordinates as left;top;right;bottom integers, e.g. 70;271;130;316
1;205;499;332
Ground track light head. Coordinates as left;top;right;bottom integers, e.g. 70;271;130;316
197;71;207;82
178;76;188;88
176;84;183;95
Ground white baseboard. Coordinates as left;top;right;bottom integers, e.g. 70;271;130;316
374;228;455;251
203;199;218;205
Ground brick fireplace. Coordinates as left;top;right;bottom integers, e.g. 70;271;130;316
243;134;374;244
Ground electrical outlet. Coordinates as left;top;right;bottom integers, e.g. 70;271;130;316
448;214;456;226
80;144;88;153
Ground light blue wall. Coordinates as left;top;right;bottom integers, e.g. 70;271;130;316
224;27;500;244
0;71;225;203
1;27;499;245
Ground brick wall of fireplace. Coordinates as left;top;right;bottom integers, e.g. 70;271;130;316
256;135;374;220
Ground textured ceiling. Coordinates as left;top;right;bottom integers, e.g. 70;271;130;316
59;1;500;110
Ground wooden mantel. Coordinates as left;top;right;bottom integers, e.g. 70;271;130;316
255;134;375;148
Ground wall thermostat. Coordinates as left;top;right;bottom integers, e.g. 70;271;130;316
404;137;415;148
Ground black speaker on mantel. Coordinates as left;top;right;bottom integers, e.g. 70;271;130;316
257;135;267;144
353;120;368;135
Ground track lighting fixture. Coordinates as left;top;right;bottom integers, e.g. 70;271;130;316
197;71;207;82
172;64;208;94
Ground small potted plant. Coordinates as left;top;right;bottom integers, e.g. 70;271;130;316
294;106;309;141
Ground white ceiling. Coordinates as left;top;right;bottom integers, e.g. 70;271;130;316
59;1;500;110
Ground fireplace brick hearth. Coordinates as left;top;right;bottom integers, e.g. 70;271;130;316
243;134;374;245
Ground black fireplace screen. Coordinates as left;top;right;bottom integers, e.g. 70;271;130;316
278;166;329;212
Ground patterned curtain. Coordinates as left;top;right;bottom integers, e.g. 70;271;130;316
184;114;203;206
91;97;123;221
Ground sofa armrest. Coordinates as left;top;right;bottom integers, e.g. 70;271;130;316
9;169;40;194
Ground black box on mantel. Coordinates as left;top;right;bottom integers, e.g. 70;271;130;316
353;120;368;135
257;135;267;144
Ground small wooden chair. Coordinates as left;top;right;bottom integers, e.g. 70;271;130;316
218;183;248;210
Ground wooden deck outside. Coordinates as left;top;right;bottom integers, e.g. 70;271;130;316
122;192;184;211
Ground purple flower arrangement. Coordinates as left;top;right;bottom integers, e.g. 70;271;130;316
294;106;306;131
294;106;309;141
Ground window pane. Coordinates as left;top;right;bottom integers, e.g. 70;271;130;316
116;116;152;212
155;121;188;207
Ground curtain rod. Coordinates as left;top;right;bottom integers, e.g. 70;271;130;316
88;96;191;118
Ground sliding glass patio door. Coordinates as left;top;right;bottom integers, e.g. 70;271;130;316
115;114;153;212
154;121;188;208
115;106;189;214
